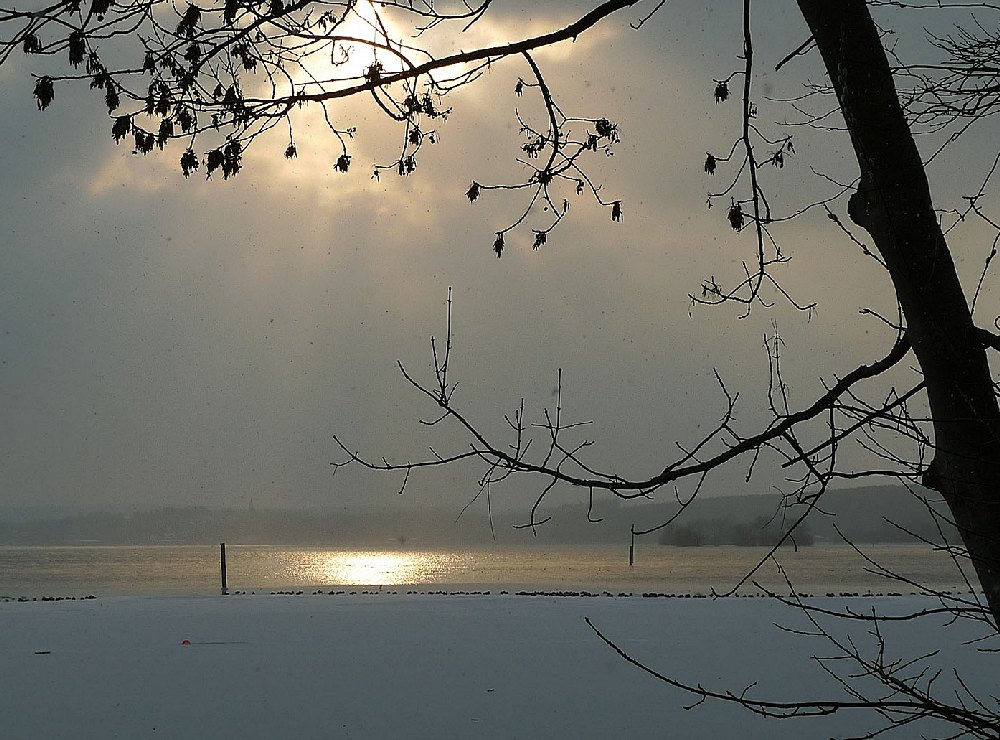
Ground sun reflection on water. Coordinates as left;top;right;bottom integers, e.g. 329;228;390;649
293;550;461;586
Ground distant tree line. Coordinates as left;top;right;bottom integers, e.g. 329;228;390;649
0;486;957;547
0;503;525;547
0;505;436;547
657;516;815;548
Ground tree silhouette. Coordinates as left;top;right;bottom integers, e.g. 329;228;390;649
2;0;632;248
6;0;1000;734
311;1;1000;630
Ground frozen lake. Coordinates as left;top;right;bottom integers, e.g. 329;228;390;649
0;542;974;597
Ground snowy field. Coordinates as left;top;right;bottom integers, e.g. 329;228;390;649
2;593;996;739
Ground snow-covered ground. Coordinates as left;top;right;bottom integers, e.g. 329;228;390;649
2;593;996;739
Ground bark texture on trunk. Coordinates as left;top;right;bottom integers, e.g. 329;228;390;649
797;0;1000;622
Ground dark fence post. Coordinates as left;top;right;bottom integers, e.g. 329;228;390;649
220;542;228;595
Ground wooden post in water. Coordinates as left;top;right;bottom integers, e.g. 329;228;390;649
629;527;635;568
220;542;228;595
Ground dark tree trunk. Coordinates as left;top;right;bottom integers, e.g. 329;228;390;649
797;0;1000;622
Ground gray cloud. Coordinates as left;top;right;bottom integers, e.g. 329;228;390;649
1;2;995;537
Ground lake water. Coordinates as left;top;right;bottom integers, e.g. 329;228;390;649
0;543;977;598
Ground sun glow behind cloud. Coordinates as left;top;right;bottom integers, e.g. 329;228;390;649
295;0;409;88
83;3;622;202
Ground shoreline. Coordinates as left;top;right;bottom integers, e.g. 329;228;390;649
2;586;976;602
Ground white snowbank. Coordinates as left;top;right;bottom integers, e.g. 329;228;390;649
2;593;995;739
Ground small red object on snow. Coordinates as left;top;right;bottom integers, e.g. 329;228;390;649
181;639;191;645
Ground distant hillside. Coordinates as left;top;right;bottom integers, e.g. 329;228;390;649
0;505;493;548
534;484;959;547
0;485;958;547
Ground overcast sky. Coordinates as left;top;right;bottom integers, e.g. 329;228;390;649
2;1;998;536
